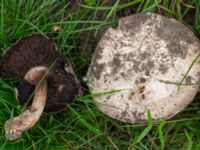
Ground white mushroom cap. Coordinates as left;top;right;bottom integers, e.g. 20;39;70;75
87;13;200;123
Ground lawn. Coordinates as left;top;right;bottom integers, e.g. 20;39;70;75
0;0;200;149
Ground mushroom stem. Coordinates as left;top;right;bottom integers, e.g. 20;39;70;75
4;66;48;141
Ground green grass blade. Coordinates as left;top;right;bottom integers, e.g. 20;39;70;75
158;119;166;149
136;110;153;143
177;51;200;92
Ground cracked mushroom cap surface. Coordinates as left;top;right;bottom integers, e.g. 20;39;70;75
0;34;80;112
87;13;200;123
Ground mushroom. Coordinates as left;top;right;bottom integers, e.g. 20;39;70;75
87;13;200;123
0;34;80;140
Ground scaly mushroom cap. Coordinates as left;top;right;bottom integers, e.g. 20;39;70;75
87;13;200;123
0;34;80;112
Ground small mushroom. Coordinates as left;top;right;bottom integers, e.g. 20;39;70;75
87;13;200;123
0;34;80;140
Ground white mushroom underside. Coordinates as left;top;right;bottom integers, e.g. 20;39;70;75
87;13;200;123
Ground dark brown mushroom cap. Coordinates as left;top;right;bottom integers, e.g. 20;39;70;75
0;34;80;112
0;34;58;78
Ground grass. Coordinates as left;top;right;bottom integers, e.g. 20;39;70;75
0;0;200;149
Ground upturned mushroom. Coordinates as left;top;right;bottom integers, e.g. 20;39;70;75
87;13;200;123
0;34;80;140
